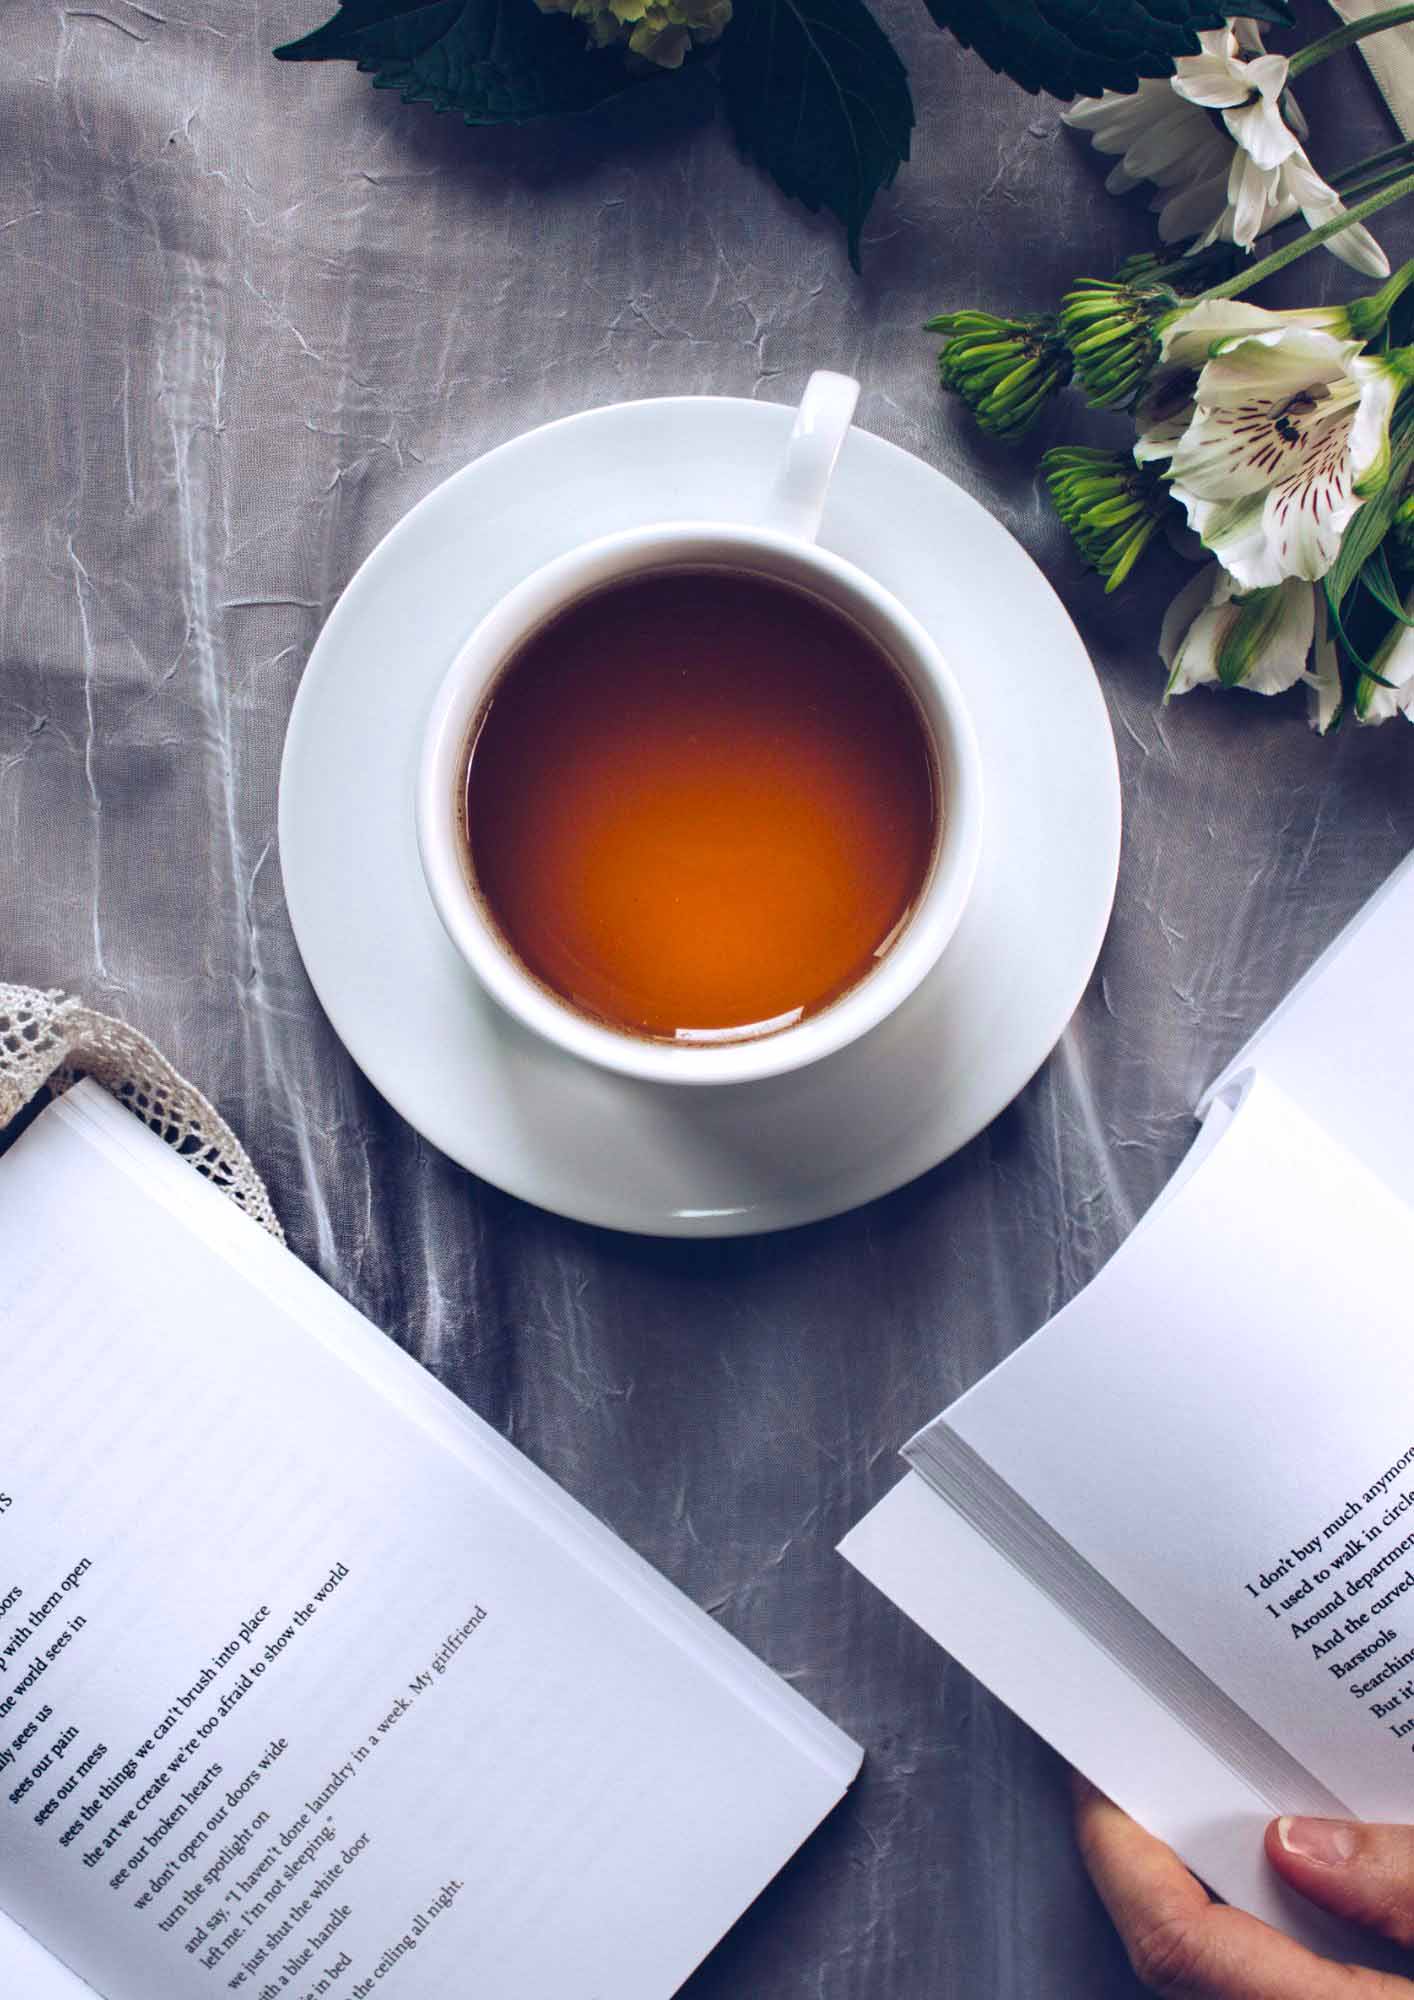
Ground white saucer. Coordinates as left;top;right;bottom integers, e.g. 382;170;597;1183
279;397;1120;1237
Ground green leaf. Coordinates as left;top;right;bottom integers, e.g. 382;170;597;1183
1325;401;1414;619
1358;542;1414;624
921;0;1293;100
1322;583;1376;676
275;0;644;124
719;0;914;269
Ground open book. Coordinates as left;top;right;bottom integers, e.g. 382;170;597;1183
842;850;1414;1960
0;1084;860;2000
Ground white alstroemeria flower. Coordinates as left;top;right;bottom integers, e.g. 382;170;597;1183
1065;21;1388;277
1154;296;1351;371
1160;561;1315;698
1306;596;1344;734
1137;304;1410;588
1135;297;1395;458
1357;601;1414;723
1135;298;1341;468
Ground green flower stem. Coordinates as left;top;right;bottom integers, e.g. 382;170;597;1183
1134;141;1414;290
1195;170;1414;303
1136;141;1414;292
1336;164;1414;203
1289;2;1414;78
1139;243;1239;289
1333;138;1414;191
1347;258;1414;337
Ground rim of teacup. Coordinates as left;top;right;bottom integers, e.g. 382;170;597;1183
416;522;983;1088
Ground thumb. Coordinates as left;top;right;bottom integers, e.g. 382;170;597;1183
1268;1817;1414;1951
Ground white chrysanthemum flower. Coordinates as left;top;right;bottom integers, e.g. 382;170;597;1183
1064;71;1232;241
1136;301;1410;587
1065;21;1388;277
1160;559;1315;698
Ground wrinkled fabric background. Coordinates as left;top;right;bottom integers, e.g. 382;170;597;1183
4;4;1413;1994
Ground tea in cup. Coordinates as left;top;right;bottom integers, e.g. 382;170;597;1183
417;374;982;1086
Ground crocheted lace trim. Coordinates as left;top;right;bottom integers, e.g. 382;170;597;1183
0;983;282;1241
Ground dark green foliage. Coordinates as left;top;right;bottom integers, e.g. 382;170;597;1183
276;0;641;123
920;0;1292;99
276;0;1293;258
719;0;913;268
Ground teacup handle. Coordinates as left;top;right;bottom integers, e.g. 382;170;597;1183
762;371;860;544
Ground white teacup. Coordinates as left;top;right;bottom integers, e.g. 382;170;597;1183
417;372;983;1088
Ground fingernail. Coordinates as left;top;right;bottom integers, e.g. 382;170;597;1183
1276;1816;1359;1866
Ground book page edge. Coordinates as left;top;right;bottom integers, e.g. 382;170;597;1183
839;1473;1391;1964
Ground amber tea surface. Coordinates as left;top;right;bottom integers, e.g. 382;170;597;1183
462;568;939;1043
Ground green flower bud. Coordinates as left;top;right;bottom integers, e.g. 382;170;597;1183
1343;258;1414;343
926;310;1072;443
1042;446;1170;593
1058;279;1177;411
1111;252;1165;287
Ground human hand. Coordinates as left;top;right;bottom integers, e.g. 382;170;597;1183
1073;1772;1414;1996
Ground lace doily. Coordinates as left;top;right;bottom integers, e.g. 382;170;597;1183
0;983;283;1241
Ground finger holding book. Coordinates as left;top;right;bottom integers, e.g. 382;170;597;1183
1074;1776;1414;2000
1268;1816;1414;1954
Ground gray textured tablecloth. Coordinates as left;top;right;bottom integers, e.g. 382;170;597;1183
4;5;1413;1994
